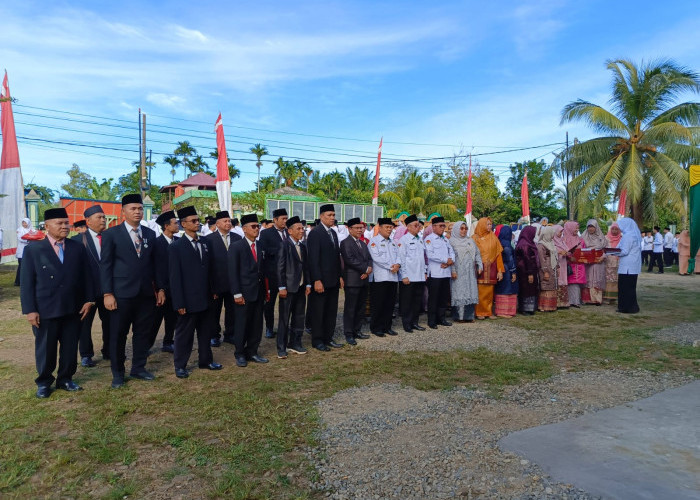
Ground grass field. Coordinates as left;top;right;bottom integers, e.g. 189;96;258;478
0;265;698;499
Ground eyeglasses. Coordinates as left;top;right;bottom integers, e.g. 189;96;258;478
248;224;260;229
186;218;200;224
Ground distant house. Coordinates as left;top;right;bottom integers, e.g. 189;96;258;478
160;172;217;212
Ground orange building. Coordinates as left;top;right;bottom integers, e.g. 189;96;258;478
59;197;123;227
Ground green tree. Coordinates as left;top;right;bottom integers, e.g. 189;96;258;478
163;155;181;183
503;160;566;223
208;149;241;180
174;141;196;179
257;175;279;193
382;166;456;218
274;157;302;187
25;182;58;219
250;144;269;192
61;164;95;198
561;58;700;227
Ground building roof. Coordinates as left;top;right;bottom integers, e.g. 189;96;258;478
269;187;322;200
179;172;216;187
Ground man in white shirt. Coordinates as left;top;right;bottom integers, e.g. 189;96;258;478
648;226;665;273
662;227;674;267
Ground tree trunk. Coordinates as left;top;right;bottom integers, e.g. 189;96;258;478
630;201;644;229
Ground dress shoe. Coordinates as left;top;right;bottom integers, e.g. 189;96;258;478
130;370;155;381
277;351;288;359
288;345;307;354
111;378;125;389
385;329;398;336
345;337;357;346
355;332;370;340
439;320;452;327
265;329;276;339
328;341;344;348
428;324;438;329
161;344;174;353
371;331;385;337
81;356;96;368
412;324;426;331
235;356;248;367
210;338;222;347
250;354;269;363
314;344;331;352
57;380;82;392
199;362;223;370
175;368;190;378
305;327;312;335
403;327;413;333
36;385;51;398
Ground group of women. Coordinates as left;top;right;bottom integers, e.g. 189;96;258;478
445;216;643;321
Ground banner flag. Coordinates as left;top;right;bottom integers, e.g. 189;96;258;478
214;113;231;215
617;189;627;219
521;171;530;223
688;165;700;273
372;137;382;205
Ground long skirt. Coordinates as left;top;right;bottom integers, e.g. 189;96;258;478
568;283;582;306
603;281;618;303
520;295;537;313
582;286;603;305
556;286;569;308
453;304;476;321
538;290;557;311
494;294;517;317
617;273;639;313
475;285;495;317
679;254;689;275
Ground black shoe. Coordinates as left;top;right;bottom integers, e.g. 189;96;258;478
130;370;155;381
235;356;248;367
175;368;190;378
161;344;174;353
439;320;452;327
411;324;426;331
428;324;438;329
355;332;370;340
36;385;51;398
385;329;398;336
81;356;96;368
199;362;223;370
210;338;222;347
111;377;125;389
57;380;82;392
305;327;312;335
314;344;331;352
403;327;413;333
265;329;276;339
328;341;344;348
288;345;307;354
371;331;385;337
345;337;357;346
250;355;269;363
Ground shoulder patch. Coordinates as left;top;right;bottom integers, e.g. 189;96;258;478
370;242;376;247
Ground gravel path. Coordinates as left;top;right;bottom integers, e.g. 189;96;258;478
648;321;700;346
306;370;695;499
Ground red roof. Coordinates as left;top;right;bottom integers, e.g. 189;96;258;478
180;172;216;187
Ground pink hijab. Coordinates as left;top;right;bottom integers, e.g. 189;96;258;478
562;221;582;250
552;224;568;253
606;222;622;248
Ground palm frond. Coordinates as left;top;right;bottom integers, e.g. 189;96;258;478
560;100;630;135
643;121;695;145
620;146;644;203
649;102;700;127
646;153;687;213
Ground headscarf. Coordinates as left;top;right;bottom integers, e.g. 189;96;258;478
531;222;542;243
606;222;622;248
393;224;408;241
562;221;582;250
679;229;690;247
17;217;32;236
515;225;539;266
494;224;504;238
552;224;568;253
582;219;607;250
538;225;559;269
617;217;642;248
451;221;478;261
497;225;513;249
472;217;502;263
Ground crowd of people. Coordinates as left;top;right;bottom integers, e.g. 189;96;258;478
14;194;695;399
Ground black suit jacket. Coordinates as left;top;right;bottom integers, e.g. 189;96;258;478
153;234;178;294
72;231;103;296
306;224;341;288
100;223;163;299
168;235;212;313
204;230;242;294
340;237;372;287
228;238;263;301
277;238;309;294
258;226;287;284
20;237;92;319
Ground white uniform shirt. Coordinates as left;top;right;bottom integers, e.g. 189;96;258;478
653;232;664;253
397;232;427;282
424;232;455;278
642;235;653;251
369;234;399;282
663;231;674;249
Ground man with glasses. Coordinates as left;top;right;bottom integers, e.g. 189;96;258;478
424;216;454;329
339;217;372;345
169;206;222;378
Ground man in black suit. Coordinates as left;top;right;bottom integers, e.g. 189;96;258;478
306;204;344;351
339;217;372;345
258;208;288;339
169;206;222;378
100;194;166;389
276;216;310;358
149;210;179;353
72;205;109;368
204;210;241;347
228;213;269;367
20;208;94;398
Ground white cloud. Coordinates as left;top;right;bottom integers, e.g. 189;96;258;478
146;93;186;108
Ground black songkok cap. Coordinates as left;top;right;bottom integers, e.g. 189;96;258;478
83;205;104;218
346;217;362;227
378;217;396;226
177;206;198;219
73;220;86;228
215;211;230;220
273;208;288;218
431;216;445;224
121;193;142;206
44;207;69;220
404;214;418;225
286;216;301;228
319;204;334;214
156;211;176;227
301;219;307;225
241;213;259;225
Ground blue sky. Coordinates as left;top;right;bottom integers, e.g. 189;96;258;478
1;0;699;194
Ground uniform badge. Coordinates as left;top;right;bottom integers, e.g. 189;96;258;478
426;240;431;245
370;243;376;247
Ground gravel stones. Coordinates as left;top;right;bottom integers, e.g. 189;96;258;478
648;321;700;346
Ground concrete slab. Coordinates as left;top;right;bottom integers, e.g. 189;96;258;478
498;380;700;500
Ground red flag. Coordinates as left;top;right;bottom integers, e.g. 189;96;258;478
521;172;530;221
372;137;382;205
617;189;627;218
1;71;26;261
214;113;231;214
465;155;472;230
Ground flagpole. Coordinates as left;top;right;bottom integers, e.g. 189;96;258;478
465;154;472;233
372;137;382;206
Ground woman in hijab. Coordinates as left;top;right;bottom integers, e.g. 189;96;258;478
515;226;540;314
563;221;585;307
616;217;642;313
582;219;608;305
552;225;570;308
678;230;690;275
494;225;519;318
450;221;482;322
14;217;33;286
537;226;559;312
472;217;504;319
604;222;622;304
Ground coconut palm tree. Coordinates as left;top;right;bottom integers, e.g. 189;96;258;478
345;166;374;192
250;144;269;192
209;149;241;180
163;155;181;183
274;157;302;187
293;160;312;190
381;168;457;218
174;141;196;180
561;59;700;226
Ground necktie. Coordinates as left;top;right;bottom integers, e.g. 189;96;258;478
251;242;257;262
56;241;64;263
295;243;303;286
280;230;286;241
131;228;141;257
97;233;102;246
356;239;362;250
223;233;229;250
192;238;202;260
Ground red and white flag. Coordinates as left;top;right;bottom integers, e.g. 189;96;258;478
214;113;231;215
521;172;530;223
0;71;26;262
372;137;382;205
465;155;473;231
617;189;627;219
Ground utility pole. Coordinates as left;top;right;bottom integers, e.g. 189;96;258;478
148;149;153;188
565;131;570;220
140;112;147;199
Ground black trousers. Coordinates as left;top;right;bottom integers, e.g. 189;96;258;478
14;258;22;286
370;281;397;333
672;251;679;266
233;292;264;358
210;292;235;341
343;285;368;338
663;248;673;266
264;283;279;332
277;289;307;352
648;252;664;272
79;297;110;359
427;277;450;326
399;281;425;329
33;314;80;387
149;293;177;349
173;309;214;369
309;285;339;347
641;250;651;266
617;273;639;313
109;295;155;378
